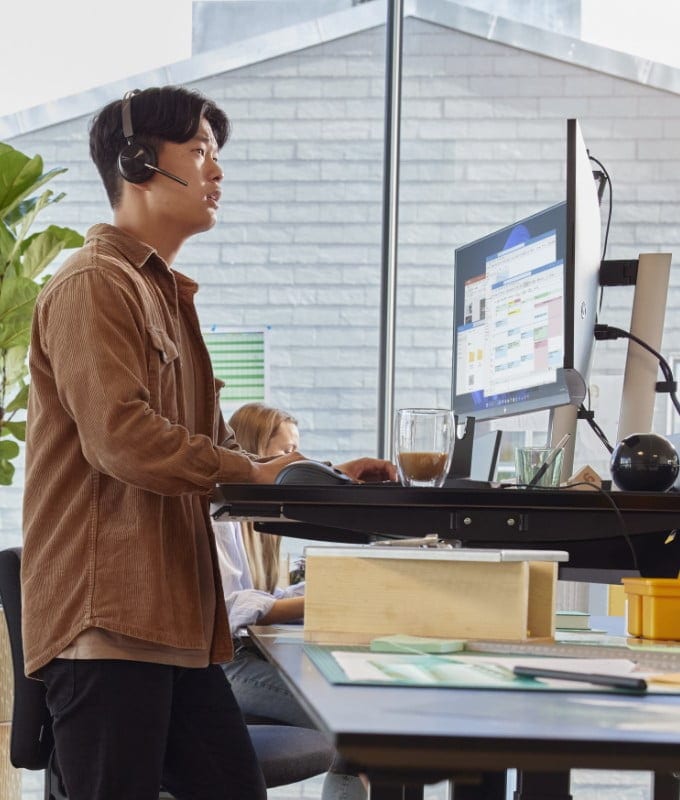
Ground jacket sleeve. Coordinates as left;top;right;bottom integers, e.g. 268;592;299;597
36;267;256;495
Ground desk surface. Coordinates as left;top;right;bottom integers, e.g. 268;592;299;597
249;625;680;780
217;483;680;579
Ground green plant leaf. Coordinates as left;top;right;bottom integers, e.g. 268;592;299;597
3;166;67;221
0;274;40;349
0;219;16;277
0;145;66;221
4;195;39;228
5;382;29;413
0;149;42;216
0;457;15;485
0;324;31;352
0;142;80;485
0;438;19;458
2;344;29;387
1;420;26;441
10;189;53;258
18;225;83;280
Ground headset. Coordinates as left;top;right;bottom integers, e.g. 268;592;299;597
117;90;188;186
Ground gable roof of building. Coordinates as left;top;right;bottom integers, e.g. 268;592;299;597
3;0;680;139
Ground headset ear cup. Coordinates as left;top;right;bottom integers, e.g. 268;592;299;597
118;142;157;183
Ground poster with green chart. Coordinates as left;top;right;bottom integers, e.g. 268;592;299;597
202;326;268;414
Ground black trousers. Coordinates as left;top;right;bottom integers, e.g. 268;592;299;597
40;658;267;800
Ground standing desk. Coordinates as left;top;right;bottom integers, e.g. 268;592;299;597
214;483;680;580
217;484;680;797
249;625;680;800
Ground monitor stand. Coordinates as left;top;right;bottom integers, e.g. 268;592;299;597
448;415;475;479
549;251;672;483
444;417;500;488
616;252;671;440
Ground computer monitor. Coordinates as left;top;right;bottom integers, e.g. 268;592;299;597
451;119;601;441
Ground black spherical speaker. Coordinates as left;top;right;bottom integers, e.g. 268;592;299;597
610;432;680;492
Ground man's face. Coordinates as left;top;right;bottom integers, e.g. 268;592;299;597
148;117;223;237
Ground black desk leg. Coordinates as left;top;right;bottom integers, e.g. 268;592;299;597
513;770;572;800
653;771;680;800
453;771;506;799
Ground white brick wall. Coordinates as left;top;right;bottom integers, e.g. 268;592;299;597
3;18;680;545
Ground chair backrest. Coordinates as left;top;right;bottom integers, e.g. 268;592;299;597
0;547;53;770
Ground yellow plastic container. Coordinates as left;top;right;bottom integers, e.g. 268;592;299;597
622;577;680;640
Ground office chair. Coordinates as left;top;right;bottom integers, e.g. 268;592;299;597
0;547;334;799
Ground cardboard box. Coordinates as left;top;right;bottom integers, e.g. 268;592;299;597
303;546;567;645
622;577;680;640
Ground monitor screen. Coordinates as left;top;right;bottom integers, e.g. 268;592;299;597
452;202;572;420
451;119;600;424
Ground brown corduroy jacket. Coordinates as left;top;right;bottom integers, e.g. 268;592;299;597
21;224;256;675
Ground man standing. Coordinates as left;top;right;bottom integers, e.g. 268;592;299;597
21;85;394;800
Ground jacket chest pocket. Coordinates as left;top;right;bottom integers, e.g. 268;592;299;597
147;325;180;423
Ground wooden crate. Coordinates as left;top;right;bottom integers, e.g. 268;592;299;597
0;607;13;723
0;724;20;800
303;546;567;645
1;609;21;800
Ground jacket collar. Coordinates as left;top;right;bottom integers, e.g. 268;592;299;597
86;223;161;272
85;223;199;298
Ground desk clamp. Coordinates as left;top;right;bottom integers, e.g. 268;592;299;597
370;534;452;549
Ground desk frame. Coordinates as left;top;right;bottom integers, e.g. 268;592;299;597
215;483;680;579
217;484;680;796
249;626;680;800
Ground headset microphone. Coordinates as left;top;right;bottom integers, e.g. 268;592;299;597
117;90;189;187
141;162;189;186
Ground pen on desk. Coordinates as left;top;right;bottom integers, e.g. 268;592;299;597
513;665;648;693
527;433;571;488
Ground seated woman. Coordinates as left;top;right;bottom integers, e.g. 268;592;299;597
213;402;366;800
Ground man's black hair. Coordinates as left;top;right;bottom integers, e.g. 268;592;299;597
89;85;230;208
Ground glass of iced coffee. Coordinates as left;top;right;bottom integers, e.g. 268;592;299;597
394;408;454;488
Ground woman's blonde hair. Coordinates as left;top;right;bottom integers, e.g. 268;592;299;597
228;402;299;593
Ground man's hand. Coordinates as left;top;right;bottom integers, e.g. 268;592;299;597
335;457;397;483
250;451;305;484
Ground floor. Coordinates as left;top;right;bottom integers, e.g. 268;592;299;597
20;767;655;798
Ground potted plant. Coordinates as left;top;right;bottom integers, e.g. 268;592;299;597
0;143;83;485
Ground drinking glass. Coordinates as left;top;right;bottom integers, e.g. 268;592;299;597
514;446;564;488
394;408;454;488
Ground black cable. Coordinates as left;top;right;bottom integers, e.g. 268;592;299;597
567;482;639;573
589;152;612;262
577;387;614;458
588;150;614;311
594;324;680;417
578;402;614;454
513;482;639;572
